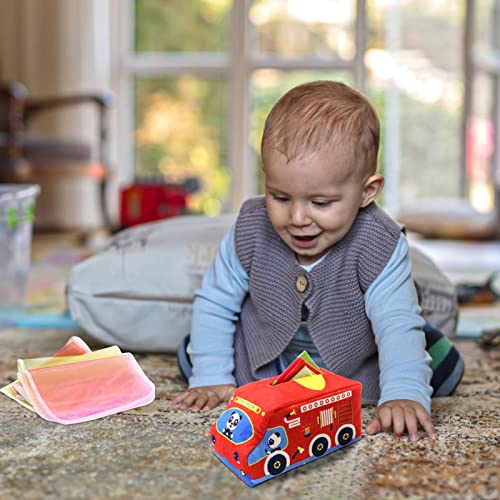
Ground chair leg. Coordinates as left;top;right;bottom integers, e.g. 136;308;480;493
98;177;112;230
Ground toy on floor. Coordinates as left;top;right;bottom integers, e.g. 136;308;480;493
210;352;362;487
0;336;155;424
119;177;199;228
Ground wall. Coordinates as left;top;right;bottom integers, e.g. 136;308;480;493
0;0;116;229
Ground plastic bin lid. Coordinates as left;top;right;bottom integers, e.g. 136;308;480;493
0;184;40;202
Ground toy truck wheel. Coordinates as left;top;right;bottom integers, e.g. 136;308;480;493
335;424;355;446
309;434;331;457
265;452;288;476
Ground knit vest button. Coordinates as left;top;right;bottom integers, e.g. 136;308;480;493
295;274;309;293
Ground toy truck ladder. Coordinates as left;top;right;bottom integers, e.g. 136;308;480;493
337;398;353;426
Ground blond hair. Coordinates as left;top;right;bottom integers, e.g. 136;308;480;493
261;81;380;175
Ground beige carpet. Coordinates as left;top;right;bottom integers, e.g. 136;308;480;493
0;328;498;499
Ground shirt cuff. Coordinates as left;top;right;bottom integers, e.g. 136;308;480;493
378;390;432;416
189;373;236;389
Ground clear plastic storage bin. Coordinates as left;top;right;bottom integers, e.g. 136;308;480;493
0;184;40;325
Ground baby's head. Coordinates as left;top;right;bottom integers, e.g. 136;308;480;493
262;80;380;179
260;81;384;264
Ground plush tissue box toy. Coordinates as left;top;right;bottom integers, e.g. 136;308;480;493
210;352;362;487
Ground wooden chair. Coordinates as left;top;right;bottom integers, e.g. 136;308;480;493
0;81;113;228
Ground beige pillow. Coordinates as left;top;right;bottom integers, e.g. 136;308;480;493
398;198;498;240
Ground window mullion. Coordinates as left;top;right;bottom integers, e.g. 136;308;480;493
492;0;500;226
382;3;401;215
229;0;253;212
463;0;474;198
493;77;500;221
354;0;366;89
114;0;134;189
128;52;229;76
249;57;354;71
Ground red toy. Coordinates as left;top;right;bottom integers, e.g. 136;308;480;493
119;178;199;228
210;352;362;486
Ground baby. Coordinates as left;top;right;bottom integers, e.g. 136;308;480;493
171;81;464;441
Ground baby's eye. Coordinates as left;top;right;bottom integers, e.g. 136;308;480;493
272;194;289;203
312;200;333;207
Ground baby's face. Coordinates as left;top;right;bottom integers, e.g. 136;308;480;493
262;145;371;265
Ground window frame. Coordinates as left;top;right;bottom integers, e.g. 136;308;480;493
114;0;368;212
116;0;480;216
464;0;500;220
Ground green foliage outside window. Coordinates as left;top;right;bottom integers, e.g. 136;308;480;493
135;0;231;52
133;0;464;215
135;77;229;215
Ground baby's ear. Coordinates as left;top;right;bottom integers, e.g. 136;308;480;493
361;174;384;207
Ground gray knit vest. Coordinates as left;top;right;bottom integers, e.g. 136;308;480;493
233;196;403;404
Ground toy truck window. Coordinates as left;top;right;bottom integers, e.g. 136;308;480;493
216;408;254;444
248;426;288;465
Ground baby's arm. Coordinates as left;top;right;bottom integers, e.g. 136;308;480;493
169;224;249;411
365;234;435;440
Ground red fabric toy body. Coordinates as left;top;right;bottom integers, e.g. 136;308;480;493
210;352;362;486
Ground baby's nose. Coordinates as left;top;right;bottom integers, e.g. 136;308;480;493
289;203;311;226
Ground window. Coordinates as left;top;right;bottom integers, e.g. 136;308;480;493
216;408;254;444
131;0;231;215
118;1;483;218
366;1;464;213
466;0;500;215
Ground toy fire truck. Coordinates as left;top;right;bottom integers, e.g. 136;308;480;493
119;177;199;228
210;352;362;487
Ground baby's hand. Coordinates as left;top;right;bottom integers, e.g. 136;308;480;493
365;399;437;442
169;384;236;412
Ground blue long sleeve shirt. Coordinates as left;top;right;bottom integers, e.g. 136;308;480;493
187;225;433;414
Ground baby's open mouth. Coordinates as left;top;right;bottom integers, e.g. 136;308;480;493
291;234;319;249
293;235;317;241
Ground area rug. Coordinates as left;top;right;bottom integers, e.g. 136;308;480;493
0;328;498;499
